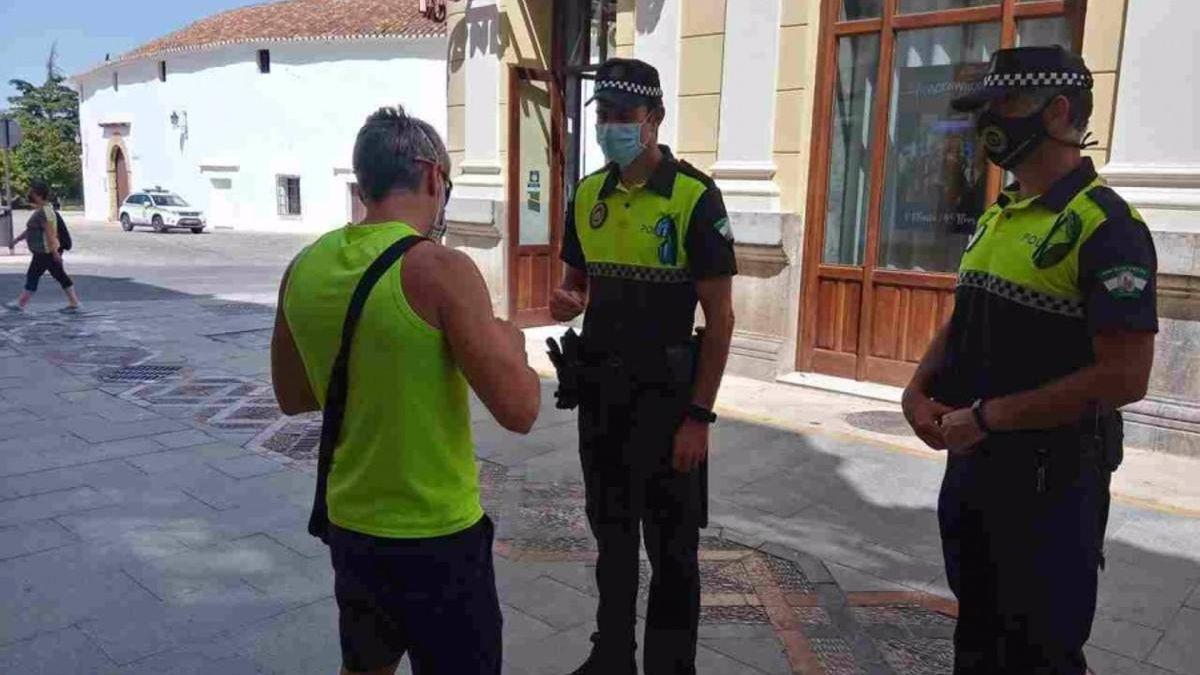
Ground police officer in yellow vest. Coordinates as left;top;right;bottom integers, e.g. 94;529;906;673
902;47;1158;673
548;58;737;675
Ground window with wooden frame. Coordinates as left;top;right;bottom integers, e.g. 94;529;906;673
799;0;1085;384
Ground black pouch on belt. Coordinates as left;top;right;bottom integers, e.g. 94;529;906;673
1078;402;1124;472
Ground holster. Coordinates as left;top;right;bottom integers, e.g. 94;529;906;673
1083;405;1124;473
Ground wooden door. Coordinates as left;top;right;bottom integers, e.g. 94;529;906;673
508;67;564;327
798;0;1085;387
113;148;129;203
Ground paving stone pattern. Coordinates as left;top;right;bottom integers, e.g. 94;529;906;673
0;296;1196;674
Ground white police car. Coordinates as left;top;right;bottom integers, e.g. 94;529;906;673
119;188;207;233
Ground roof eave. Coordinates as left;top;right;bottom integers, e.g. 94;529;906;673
71;30;446;82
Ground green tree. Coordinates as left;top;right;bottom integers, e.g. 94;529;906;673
5;44;82;201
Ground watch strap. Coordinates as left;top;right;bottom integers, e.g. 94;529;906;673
686;403;717;424
972;399;992;434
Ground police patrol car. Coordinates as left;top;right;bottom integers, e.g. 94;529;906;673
119;187;207;234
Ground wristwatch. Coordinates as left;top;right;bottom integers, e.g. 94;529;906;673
685;404;718;424
971;399;993;435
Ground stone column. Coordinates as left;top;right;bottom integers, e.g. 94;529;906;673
711;0;783;213
445;0;508;316
1102;0;1200;453
635;0;680;147
456;0;505;202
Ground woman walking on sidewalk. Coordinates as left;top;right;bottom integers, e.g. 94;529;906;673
5;180;81;313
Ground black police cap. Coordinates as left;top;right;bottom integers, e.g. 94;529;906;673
586;58;663;110
951;45;1093;112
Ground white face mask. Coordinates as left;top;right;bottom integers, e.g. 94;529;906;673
427;173;450;242
429;201;447;242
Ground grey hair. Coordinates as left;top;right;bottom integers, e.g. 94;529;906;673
1023;86;1093;134
353;106;450;202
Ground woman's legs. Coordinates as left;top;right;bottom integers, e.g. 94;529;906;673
45;254;79;308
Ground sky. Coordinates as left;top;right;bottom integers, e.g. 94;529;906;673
0;0;254;107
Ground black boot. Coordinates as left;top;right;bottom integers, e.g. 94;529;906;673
568;633;637;675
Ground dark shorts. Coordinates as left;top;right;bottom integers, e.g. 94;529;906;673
328;514;502;674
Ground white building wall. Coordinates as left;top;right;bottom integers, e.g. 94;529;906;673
77;38;447;232
1101;0;1200;454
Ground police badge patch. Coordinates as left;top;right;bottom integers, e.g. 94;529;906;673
589;202;608;229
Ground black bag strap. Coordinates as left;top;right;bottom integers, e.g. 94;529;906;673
308;234;426;543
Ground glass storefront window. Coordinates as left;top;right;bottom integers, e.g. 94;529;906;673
877;22;1000;273
900;0;996;13
1016;16;1072;48
823;34;882;266
841;0;883;20
517;78;553;246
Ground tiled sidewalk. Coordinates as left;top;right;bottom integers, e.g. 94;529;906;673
0;299;1197;674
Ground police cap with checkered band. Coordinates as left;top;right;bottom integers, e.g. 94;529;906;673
586;58;664;110
951;45;1093;113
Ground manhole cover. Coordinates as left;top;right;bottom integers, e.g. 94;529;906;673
99;364;184;383
843;410;914;437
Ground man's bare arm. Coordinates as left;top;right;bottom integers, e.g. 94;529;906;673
437;249;541;433
692;276;734;409
270;262;319;415
984;331;1154;431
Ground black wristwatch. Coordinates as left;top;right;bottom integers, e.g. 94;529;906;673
685;404;718;425
971;399;992;435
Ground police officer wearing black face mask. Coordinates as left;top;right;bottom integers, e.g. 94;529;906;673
901;46;1159;674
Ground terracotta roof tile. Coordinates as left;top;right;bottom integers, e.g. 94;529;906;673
97;0;443;70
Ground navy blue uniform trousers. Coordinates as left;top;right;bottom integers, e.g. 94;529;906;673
938;434;1111;674
578;385;704;675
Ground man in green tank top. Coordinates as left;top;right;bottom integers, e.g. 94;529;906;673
270;107;541;675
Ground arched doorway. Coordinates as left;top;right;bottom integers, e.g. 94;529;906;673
108;147;129;221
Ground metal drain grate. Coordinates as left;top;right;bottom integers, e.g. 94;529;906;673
99;364;184;383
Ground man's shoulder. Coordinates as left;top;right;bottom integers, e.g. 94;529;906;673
674;159;719;193
404;241;477;288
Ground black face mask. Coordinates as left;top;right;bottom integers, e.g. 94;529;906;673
976;98;1055;170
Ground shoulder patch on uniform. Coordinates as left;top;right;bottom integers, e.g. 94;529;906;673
1087;185;1133;222
1033;210;1083;269
1099;265;1150;299
713;217;733;242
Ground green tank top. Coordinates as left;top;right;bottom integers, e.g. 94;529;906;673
283;221;482;539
